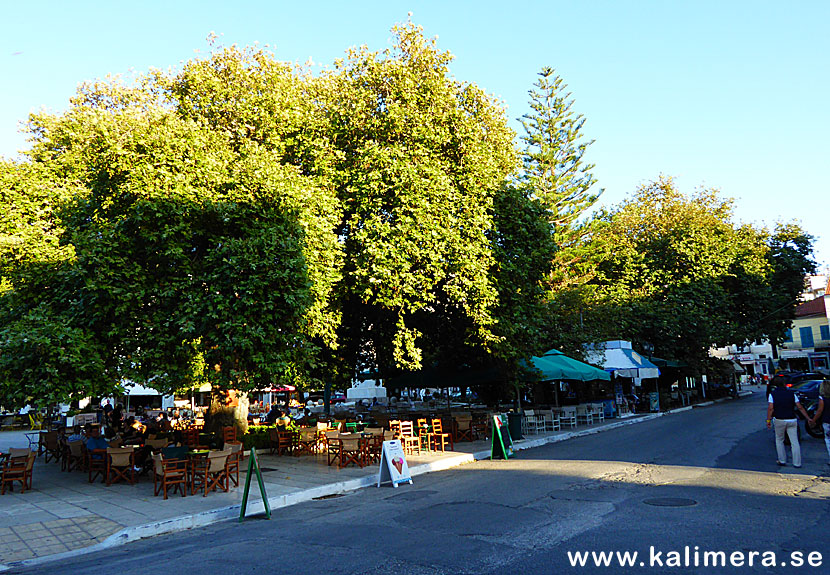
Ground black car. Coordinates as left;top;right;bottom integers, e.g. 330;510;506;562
790;379;825;401
766;372;823;398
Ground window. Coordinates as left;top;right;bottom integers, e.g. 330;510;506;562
799;326;815;349
821;324;830;341
784;329;793;342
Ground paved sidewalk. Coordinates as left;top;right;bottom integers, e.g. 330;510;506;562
0;396;753;570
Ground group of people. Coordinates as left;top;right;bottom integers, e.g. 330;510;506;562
766;379;830;468
100;400;176;435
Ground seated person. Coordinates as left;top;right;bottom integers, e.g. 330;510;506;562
275;410;291;430
85;425;109;458
264;406;281;425
157;412;173;433
66;424;84;442
121;417;146;444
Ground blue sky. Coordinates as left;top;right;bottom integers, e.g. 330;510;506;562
2;1;828;266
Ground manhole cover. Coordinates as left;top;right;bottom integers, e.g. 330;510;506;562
643;497;697;507
312;493;345;500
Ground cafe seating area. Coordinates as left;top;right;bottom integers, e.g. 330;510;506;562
0;402;619;504
520;404;609;436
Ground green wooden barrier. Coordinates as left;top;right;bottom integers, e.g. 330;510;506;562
239;447;271;521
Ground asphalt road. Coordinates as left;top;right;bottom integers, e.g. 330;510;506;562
11;393;830;575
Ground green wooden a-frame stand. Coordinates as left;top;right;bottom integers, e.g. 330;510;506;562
239;447;271;521
491;414;514;460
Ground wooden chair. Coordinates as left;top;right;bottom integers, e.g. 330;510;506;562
453;415;473;442
223;442;243;487
41;431;62;462
145;437;170;453
363;429;384;465
325;431;342;466
415;418;432;451
296;428;319;456
398;421;421;456
471;414;487;440
106;447;136;486
429;419;453;452
276;431;298;456
1;451;36;494
222;426;237;444
151;453;187;499
191;449;231;496
87;449;108;483
389;420;403;443
337;435;366;469
181;428;201;449
268;428;280;455
62;440;86;472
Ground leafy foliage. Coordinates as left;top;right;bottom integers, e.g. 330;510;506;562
587;175;814;370
321;23;517;379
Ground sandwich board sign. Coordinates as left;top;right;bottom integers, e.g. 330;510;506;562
491;414;514;460
239;447;271;522
377;439;413;488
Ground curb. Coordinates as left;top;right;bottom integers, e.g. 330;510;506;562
0;398;743;571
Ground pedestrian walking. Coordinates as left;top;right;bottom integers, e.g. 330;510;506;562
767;380;810;468
808;380;830;467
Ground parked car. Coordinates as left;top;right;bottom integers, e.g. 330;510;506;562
766;372;823;397
790;379;825;401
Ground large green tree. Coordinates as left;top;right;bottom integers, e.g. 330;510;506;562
0;161;112;407
1;71;340;408
519;67;602;289
514;67;606;363
320;23;517;382
586;175;815;370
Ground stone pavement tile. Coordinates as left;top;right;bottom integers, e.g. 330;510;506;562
0;511;57;527
32;544;70;557
10;523;49;535
3;550;33;563
2;540;28;552
50;507;92;519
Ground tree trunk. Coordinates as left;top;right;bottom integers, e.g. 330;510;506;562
207;389;249;438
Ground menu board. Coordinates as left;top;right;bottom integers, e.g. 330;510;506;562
377;439;413;488
491;414;514;460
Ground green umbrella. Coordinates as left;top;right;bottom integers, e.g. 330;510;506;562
525;349;610;382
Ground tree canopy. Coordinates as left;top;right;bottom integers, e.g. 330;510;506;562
585;175;815;371
0;25;818;409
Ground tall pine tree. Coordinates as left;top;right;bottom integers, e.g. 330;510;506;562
520;67;602;288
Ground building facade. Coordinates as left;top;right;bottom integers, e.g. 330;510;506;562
778;289;830;372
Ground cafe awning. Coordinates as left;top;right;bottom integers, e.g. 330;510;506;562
525;350;610;382
586;340;661;379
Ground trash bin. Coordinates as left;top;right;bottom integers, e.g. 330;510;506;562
507;412;523;440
